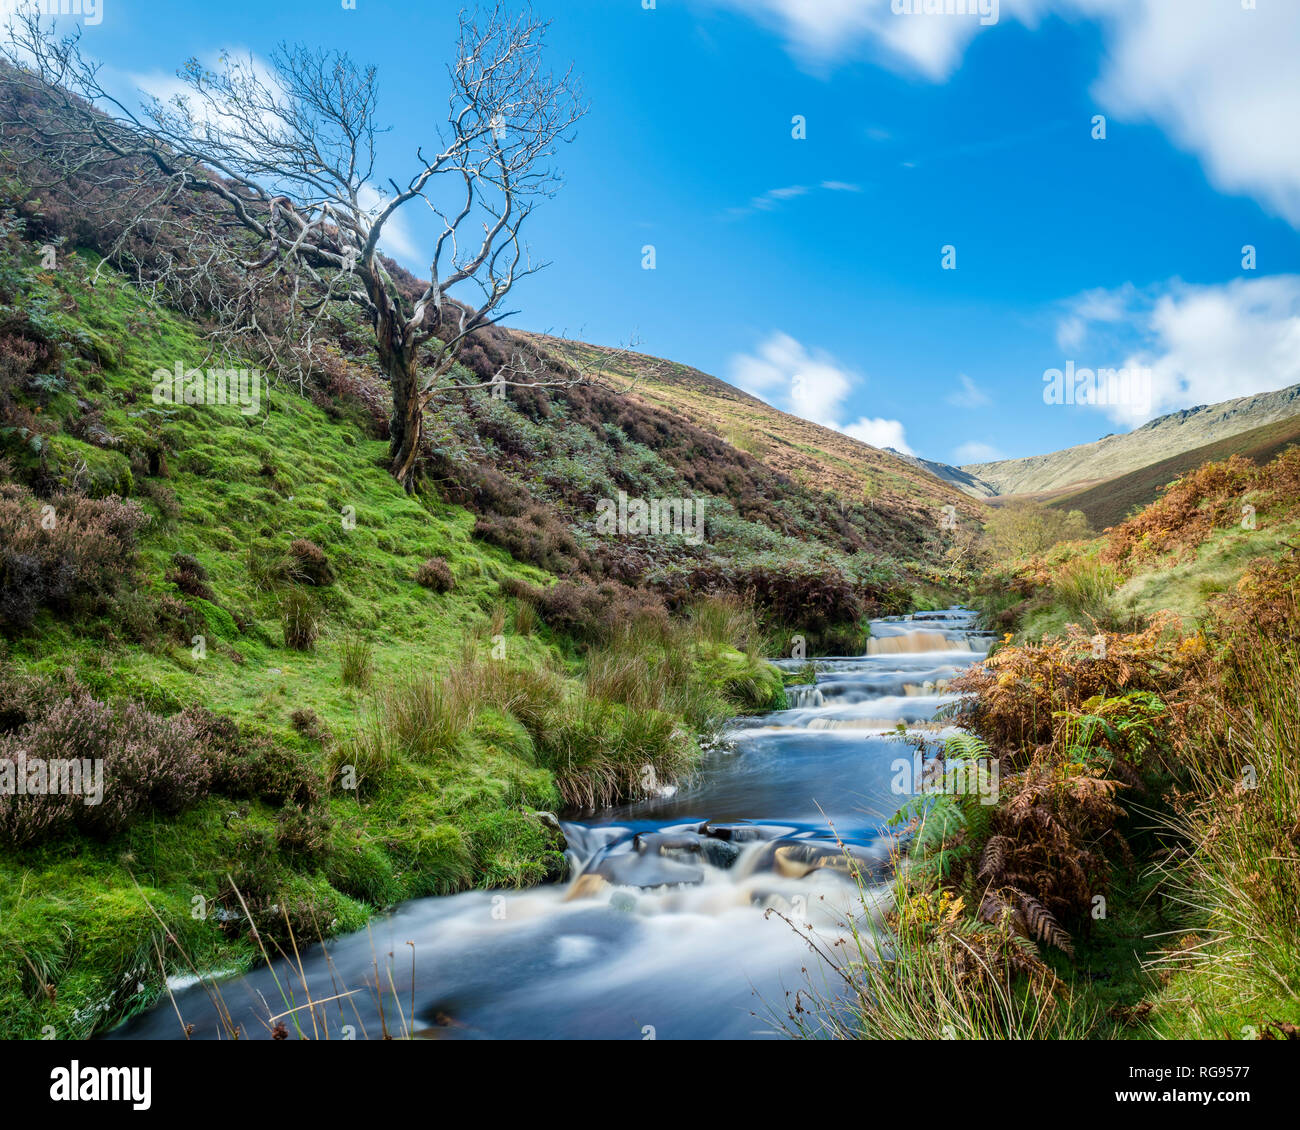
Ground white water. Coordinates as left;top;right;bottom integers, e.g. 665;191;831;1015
111;609;992;1040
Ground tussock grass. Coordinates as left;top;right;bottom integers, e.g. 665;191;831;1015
1053;557;1118;624
280;589;322;651
338;633;374;689
350;595;780;810
1149;630;1300;1037
688;593;764;654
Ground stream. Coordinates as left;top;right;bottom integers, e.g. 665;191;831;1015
110;608;991;1040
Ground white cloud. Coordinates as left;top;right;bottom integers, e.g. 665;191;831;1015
947;373;990;408
357;185;425;267
730;331;913;453
129;57;424;269
131;52;281;141
1083;0;1300;227
954;441;1004;463
1054;275;1300;427
843;416;914;452
1055;284;1137;349
703;0;993;79
702;1;1300;227
729;180;863;219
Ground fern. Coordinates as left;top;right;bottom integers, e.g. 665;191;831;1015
891;732;1000;879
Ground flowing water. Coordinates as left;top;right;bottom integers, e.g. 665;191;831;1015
111;608;991;1040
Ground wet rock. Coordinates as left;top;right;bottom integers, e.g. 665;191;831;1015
534;811;566;840
588;851;704;889
698;838;742;869
634;831;704;859
563;873;610;902
751;839;879;880
532;810;569;881
703;822;795;843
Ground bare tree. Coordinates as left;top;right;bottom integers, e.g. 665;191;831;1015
0;4;586;489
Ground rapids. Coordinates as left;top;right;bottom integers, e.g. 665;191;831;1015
109;608;991;1040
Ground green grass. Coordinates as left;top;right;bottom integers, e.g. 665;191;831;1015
1117;515;1300;625
1009;506;1300;643
1144;631;1300;1040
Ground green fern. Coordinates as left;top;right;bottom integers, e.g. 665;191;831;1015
890;733;999;878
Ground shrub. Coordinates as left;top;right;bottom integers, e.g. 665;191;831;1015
951;612;1187;765
0;681;211;848
152;592;204;644
289;707;331;745
197;716;323;808
275;804;334;864
415;556;454;592
139;480;180;520
0;485;149;631
734;563;866;648
983;501;1091;560
166;551;214;601
506;578;669;644
1102;455;1256;572
472;507;589;574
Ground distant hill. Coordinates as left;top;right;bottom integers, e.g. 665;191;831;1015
1043;414;1300;530
963;384;1300;497
883;449;999;499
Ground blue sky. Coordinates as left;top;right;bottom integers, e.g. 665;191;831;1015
58;0;1300;464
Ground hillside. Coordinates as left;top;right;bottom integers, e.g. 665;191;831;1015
1044;414;1300;530
963;383;1300;496
524;334;986;524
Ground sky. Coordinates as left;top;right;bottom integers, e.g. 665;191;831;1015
30;0;1300;466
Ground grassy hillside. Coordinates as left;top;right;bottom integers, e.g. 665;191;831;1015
1045;414;1300;530
809;445;1300;1042
527;334;986;529
964;384;1300;496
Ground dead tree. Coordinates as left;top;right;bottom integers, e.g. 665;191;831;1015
0;4;586;489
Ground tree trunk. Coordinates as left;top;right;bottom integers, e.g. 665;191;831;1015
387;353;424;492
369;278;424;493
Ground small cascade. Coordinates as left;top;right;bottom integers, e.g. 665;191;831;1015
867;629;972;655
785;684;825;708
